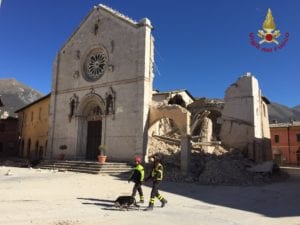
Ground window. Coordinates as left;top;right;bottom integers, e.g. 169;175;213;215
274;135;280;143
31;111;33;122
297;134;300;142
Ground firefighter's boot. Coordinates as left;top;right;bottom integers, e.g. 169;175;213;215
144;198;154;211
161;198;168;208
144;204;154;211
139;195;144;203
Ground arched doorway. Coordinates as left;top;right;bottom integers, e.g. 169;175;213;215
76;92;105;160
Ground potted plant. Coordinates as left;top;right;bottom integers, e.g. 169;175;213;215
98;144;107;164
58;144;67;160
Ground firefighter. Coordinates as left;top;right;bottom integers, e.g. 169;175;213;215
144;156;168;211
128;156;145;203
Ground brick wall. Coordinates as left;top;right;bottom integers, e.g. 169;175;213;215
270;123;300;164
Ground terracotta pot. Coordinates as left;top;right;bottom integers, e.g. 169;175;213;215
98;155;107;164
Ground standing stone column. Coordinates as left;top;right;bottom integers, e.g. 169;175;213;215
181;135;191;175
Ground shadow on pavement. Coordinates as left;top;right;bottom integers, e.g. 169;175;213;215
158;177;300;218
77;197;143;211
77;197;114;208
111;172;300;218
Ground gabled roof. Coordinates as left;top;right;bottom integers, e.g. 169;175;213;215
58;4;152;54
15;93;51;113
99;4;138;27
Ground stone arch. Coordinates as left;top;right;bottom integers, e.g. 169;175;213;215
148;104;191;175
149;104;190;135
75;92;105;159
77;92;105;117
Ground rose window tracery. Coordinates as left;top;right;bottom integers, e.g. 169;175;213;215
83;48;108;81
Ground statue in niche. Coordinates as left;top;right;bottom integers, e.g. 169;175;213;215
76;50;80;60
68;94;79;122
106;94;113;114
199;110;213;142
94;18;101;35
105;87;116;115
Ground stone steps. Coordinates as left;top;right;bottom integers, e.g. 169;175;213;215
37;160;133;175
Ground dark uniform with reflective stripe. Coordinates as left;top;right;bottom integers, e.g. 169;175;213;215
146;161;167;210
129;164;145;202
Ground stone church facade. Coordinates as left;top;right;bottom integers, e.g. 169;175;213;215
48;5;154;161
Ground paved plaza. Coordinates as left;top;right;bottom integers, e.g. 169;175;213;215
1;166;299;225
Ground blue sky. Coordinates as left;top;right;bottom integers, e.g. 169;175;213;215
0;0;299;107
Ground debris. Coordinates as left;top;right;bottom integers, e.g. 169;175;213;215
148;136;288;185
247;161;276;174
4;169;13;176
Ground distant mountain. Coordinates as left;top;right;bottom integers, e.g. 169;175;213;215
268;102;300;123
0;79;298;123
293;105;300;113
0;78;44;118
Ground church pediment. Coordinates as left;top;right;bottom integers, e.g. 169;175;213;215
58;4;152;55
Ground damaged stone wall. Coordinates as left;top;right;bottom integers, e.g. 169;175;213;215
187;98;223;140
219;73;271;162
147;73;273;184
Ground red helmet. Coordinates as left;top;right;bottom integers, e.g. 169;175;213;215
134;156;142;163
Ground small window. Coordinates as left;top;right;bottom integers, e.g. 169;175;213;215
274;135;280;143
31;111;34;122
297;134;300;142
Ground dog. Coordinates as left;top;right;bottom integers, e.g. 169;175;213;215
114;196;140;210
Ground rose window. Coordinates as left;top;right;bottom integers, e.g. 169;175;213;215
83;48;108;81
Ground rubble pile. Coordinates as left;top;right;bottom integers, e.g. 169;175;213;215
192;141;228;155
147;136;181;165
191;151;269;185
148;136;288;185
